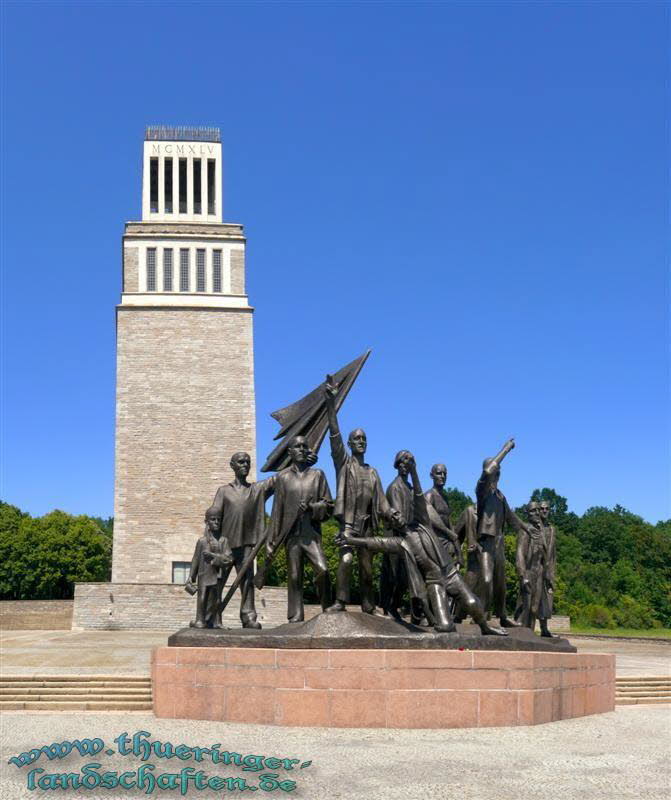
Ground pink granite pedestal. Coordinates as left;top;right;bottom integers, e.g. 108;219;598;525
152;647;615;728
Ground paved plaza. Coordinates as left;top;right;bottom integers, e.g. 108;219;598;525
1;631;669;798
0;707;668;800
2;629;669;676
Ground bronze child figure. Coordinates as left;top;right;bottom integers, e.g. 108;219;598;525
186;506;234;629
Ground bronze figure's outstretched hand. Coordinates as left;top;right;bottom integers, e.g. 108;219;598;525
324;374;338;404
335;529;354;547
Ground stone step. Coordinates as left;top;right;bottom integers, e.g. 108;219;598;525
2;693;152;702
616;697;671;705
0;680;151;691
0;700;153;711
616;684;671;690
616;686;671;692
0;674;149;682
616;685;671;690
614;675;671;704
0;674;154;711
0;685;150;694
616;682;670;687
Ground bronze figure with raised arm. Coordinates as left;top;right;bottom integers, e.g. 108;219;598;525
339;454;507;636
324;374;400;614
474;438;528;628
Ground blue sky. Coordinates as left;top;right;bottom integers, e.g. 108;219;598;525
2;2;668;523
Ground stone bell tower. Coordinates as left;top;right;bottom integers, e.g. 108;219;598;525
112;126;256;585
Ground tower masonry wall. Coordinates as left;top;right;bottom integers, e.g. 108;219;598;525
112;305;256;583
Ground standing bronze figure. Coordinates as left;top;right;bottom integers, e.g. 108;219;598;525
514;501;551;632
424;463;462;567
264;435;333;622
209;452;276;629
324;377;400;614
379;451;413;619
340;455;507;636
186;507;234;628
538;499;557;637
452;503;480;622
474;439;528;627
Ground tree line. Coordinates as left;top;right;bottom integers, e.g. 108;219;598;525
1;493;669;629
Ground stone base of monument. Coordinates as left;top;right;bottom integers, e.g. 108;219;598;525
153;613;614;728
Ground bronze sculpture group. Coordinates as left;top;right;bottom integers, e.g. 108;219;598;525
186;367;558;639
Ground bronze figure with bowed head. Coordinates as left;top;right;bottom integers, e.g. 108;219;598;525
538;499;557;637
514;501;553;633
264;435;333;623
379;450;414;620
340;454;507;636
323;375;401;614
474;439;529;628
424;463;462;567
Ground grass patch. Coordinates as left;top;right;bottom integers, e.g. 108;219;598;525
570;627;671;639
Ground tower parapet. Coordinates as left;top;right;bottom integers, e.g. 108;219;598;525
113;126;256;585
142;126;223;223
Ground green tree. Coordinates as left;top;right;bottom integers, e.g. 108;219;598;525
0;508;112;600
444;488;474;528
529;488;579;535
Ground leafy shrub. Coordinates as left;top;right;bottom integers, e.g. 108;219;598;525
575;603;615;629
613;595;659;629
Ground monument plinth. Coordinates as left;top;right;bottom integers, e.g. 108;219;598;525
168;611;576;652
153;613;614;728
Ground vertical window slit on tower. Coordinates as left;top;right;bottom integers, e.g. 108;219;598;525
180;249;190;291
164;158;173;213
212;250;222;293
163;249;173;291
179;159;187;213
207;159;216;214
149;158;159;213
196;249;206;292
146;248;157;291
193;159;202;214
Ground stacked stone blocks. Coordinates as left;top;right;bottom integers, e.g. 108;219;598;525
152;647;615;728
